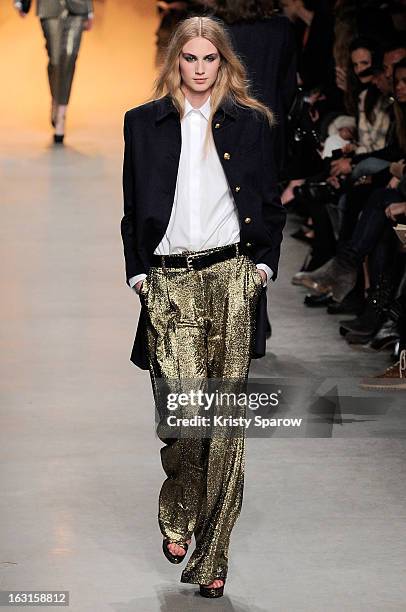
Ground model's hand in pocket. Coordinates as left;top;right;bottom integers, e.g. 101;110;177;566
257;269;267;284
135;280;144;294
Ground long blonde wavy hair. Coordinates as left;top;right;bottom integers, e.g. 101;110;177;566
151;16;275;150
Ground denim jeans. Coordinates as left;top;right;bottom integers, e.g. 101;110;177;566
351;157;390;181
349;188;401;256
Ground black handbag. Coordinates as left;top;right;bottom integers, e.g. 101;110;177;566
286;89;324;179
21;0;31;13
398;175;406;200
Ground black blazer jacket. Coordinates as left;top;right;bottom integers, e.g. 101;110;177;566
121;94;286;370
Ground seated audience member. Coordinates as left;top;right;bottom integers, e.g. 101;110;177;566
293;59;406;316
322;115;356;159
291;48;403;289
329;41;406;178
214;0;297;178
280;0;336;100
283;36;389;205
344;38;390;154
359;233;406;392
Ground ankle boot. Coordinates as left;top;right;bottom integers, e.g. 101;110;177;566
370;298;403;350
291;252;334;286
297;241;361;300
327;269;366;315
328;244;363;302
298;257;358;301
369;317;400;350
327;291;366;315
292;256;338;289
339;275;394;339
304;293;333;307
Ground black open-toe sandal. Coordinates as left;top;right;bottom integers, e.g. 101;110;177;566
199;579;226;598
162;538;189;564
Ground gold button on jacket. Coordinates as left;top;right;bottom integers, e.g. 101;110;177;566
244;217;251;224
235;186;241;192
214;123;221;129
223;152;230;160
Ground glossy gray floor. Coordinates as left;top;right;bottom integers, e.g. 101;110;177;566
1;133;406;612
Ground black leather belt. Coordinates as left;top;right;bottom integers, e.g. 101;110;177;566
151;243;241;271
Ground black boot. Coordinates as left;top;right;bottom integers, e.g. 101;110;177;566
304;293;334;307
339;275;394;340
327;282;365;315
369;317;400;350
369;297;404;350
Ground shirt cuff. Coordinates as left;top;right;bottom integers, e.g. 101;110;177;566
87;11;94;18
14;1;23;8
256;263;273;287
129;273;147;292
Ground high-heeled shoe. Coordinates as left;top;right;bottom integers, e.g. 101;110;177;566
162;538;189;564
53;105;66;145
199;578;226;598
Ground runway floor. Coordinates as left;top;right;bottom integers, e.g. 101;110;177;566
1;3;406;611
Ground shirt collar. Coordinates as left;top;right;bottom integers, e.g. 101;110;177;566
184;95;211;121
154;93;238;123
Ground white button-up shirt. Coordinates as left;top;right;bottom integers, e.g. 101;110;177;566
129;95;271;290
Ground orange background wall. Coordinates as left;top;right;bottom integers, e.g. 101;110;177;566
0;0;159;132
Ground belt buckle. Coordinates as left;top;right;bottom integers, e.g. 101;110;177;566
186;254;195;270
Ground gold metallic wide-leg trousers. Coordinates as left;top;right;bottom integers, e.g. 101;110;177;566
40;11;85;105
140;246;263;585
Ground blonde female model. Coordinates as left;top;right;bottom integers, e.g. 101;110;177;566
121;16;286;598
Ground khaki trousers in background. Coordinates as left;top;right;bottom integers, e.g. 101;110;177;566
139;245;263;585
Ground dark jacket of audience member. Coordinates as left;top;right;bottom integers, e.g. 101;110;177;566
218;11;297;175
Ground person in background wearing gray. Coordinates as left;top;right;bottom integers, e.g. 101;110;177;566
14;0;94;144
